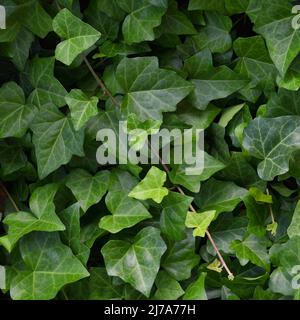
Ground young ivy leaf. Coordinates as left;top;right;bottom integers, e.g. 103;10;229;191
66;169;110;213
10;232;89;300
53;8;101;65
99;170;151;234
65;89;99;131
128;166;169;203
0;82;37;139
0;184;65;252
114;56;194;121
31;104;85;179
185;210;216;237
101;227;167;297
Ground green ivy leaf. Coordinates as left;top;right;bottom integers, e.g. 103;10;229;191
28;57;68;108
0;184;65;251
160;192;193;241
10;232;89;300
66;169;110;212
243;116;300;180
182;272;207;300
0;82;37;138
101;226;167;297
194;178;248;215
153;271;184;300
114;56;194;120
53;8;101;65
99;170;151;233
65;89;99;131
31;104;85;179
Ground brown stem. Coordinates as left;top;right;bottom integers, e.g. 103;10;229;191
0;182;19;212
84;56;234;279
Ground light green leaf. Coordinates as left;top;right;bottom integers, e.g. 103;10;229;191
53;8;101;65
128;166;168;203
65;89;99;131
31;104;84;179
0;82;37;138
0;184;65;251
101;226;167;297
243;116;300;181
185;210;216;237
99;170;151;233
114;56;194;120
10;232;89;300
66;169;110;212
249;187;272;204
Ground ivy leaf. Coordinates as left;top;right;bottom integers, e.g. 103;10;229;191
189;66;248;110
169;152;225;193
265;89;300;117
287;201;300;238
114;56;194;120
162;233;199;281
66;169;110;213
65;89;99;131
31;104;85;179
206;215;248;255
160;192;193;241
182;273;207;300
121;2;166;43
159;2;196;35
194;179;248;215
53;8;101;65
99;170;151;234
250;0;300;76
233;36;277;95
243;116;300;181
0;184;65;251
101;226;167;297
153;271;184;300
185;210;216;237
0;82;37;138
128;166;168;203
28;57;68;108
10;232;89;300
230;235;270;271
58;203;90;265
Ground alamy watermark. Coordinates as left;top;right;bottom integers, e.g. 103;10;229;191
0;5;5;30
96;121;205;176
292;4;300;29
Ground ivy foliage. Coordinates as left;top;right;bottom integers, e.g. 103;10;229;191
1;0;300;300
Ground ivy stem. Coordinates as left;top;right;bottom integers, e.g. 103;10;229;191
0;182;20;212
83;56;234;279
